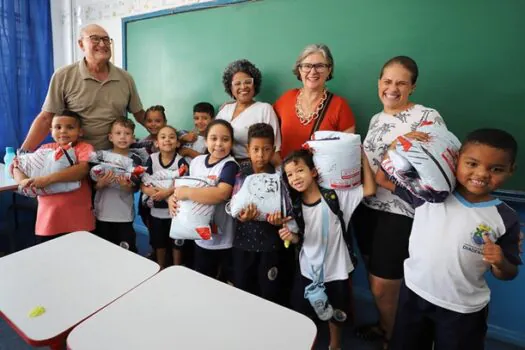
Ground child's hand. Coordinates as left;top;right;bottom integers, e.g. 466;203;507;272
19;178;33;188
174;186;190;201
279;225;299;244
238;203;258;222
97;171;115;188
151;188;173;201
483;234;505;268
29;176;52;189
403;131;430;142
168;194;179;217
117;175;133;188
267;212;292;226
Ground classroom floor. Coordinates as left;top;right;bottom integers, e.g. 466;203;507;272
0;221;523;350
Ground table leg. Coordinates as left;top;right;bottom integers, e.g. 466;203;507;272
49;336;66;350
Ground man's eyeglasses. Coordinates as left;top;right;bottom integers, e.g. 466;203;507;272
85;35;112;46
232;78;254;88
298;63;331;73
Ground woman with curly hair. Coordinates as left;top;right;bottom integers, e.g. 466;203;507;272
274;44;356;159
216;59;282;168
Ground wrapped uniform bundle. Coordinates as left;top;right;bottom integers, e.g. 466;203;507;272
381;124;461;202
16;145;81;197
141;165;188;208
227;172;281;221
304;131;361;190
169;177;215;240
89;150;147;187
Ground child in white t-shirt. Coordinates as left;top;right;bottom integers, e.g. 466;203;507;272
280;149;376;350
376;128;522;350
170;119;239;281
141;126;188;268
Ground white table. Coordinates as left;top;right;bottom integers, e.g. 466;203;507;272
0;231;160;348
67;266;317;350
0;163;18;191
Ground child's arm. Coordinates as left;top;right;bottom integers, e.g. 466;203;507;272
151;187;174;201
94;172;115;190
141;183;159;197
361;151;377;197
179;147;201;159
12;167;31;187
278;225;300;244
375;167;396;192
25;162;90;189
179;132;197;144
174;182;233;205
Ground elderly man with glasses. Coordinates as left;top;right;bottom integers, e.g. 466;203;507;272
20;24;145;151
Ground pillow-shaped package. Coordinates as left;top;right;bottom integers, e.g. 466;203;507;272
141;165;188;189
228;172;281;221
89;150;146;187
169;177;215;241
17;145;81;197
141;166;188;208
381;124;461;202
304;131;361;190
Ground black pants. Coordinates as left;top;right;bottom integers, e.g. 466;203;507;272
94;220;137;252
390;282;488;350
194;244;231;282
232;247;281;303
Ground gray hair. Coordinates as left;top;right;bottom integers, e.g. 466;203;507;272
292;44;334;81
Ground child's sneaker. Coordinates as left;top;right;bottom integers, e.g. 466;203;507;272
305;284;333;321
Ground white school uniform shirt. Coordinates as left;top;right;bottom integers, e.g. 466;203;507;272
299;186;364;282
148;152;187;219
182;135;207;164
362;104;446;218
94;150;141;222
190;154;239;250
396;187;522;313
216;101;282;159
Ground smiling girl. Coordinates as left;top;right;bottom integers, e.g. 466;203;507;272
169;119;240;281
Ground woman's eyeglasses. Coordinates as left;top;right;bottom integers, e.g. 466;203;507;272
231;78;254;88
298;63;331;73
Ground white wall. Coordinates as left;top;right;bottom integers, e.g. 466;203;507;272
51;0;214;70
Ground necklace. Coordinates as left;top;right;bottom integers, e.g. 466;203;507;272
295;89;328;125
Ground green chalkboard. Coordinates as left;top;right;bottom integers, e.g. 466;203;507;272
125;0;525;190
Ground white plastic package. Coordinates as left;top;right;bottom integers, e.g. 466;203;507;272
16;145;81;197
169;177;215;240
304;131;362;190
381;124;461;202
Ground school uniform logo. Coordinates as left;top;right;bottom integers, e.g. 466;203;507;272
463;223;495;255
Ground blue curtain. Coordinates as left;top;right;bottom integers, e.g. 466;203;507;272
0;0;54;157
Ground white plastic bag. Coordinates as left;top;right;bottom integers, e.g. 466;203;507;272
381;124;461;202
228;172;281;221
89;150;146;187
141;167;187;208
169;177;215;240
17;145;81;197
304;131;361;190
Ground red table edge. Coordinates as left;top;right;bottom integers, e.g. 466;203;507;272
1;263;160;349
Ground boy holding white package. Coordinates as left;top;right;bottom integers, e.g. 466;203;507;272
93;118;142;251
377;129;522;350
231;123;285;303
13;110;95;243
